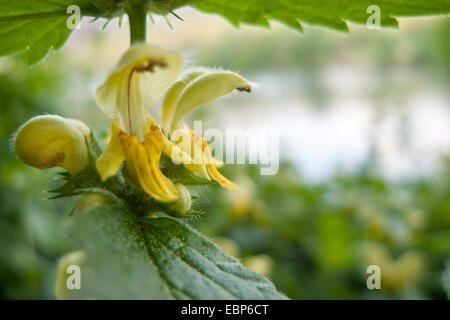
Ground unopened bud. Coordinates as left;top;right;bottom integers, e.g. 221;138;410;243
14;115;90;175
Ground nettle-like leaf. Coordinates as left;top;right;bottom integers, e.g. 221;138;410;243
58;193;287;299
176;0;450;31
0;0;117;64
1;0;449;65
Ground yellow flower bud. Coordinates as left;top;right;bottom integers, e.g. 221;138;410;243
170;183;192;216
14;115;91;175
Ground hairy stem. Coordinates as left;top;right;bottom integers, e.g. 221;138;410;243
128;4;147;45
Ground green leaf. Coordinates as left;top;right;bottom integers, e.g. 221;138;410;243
172;0;450;32
60;194;287;299
1;1;448;65
0;0;110;64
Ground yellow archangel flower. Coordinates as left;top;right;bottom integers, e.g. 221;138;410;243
160;68;252;190
95;44;183;203
95;44;252;202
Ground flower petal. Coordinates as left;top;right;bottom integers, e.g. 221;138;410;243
207;163;238;189
146;115;203;176
121;125;178;202
204;143;238;189
171;70;252;128
170;126;211;179
96;44;183;139
96;120;125;181
162;132;211;180
146;115;208;178
161;68;207;134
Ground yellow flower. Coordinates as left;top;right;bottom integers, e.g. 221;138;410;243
95;44;183;202
95;44;252;201
160;68;252;189
14;115;91;174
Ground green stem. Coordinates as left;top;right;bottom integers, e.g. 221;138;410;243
128;5;147;45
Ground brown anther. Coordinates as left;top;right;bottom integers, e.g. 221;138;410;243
237;85;251;93
136;59;168;73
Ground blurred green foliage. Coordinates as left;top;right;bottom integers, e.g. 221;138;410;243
193;157;450;299
0;60;73;299
191;19;450;299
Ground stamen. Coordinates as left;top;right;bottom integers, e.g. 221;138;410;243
127;69;136;136
237;85;251;93
135;59;167;72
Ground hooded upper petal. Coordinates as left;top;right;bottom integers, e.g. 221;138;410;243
96;44;183;141
160;69;251;188
160;68;207;134
161;69;252;133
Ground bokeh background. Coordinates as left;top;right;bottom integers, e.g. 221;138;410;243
0;8;449;299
